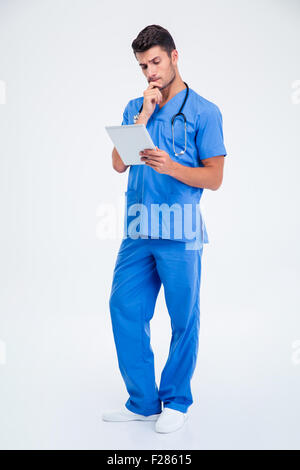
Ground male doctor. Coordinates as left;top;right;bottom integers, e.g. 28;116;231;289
102;24;227;433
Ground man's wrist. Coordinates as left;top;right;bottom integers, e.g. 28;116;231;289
135;111;151;125
168;160;181;177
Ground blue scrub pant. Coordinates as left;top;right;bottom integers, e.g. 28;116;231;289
109;236;203;416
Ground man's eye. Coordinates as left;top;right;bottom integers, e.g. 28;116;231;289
141;62;160;69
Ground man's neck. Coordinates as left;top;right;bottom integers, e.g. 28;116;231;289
160;78;186;105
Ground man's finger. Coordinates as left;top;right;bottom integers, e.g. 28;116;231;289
141;155;163;161
145;159;162;166
142;148;160;153
140;150;163;157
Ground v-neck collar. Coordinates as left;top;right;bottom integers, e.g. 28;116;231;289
154;87;187;116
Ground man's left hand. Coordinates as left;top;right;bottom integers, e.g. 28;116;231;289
139;146;176;174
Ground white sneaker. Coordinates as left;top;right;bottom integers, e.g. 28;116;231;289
155;407;188;433
102;405;161;422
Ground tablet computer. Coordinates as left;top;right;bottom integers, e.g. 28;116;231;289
105;124;156;165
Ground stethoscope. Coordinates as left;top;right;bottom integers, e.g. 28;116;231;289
134;81;189;157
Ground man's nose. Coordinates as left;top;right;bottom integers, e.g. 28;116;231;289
149;74;159;81
148;66;158;79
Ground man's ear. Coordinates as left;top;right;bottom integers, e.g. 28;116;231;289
172;49;178;64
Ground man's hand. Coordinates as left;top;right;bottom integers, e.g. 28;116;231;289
139;146;176;175
141;81;163;119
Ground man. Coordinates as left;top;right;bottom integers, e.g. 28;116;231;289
102;25;227;433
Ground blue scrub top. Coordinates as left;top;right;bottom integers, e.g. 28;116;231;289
121;86;227;243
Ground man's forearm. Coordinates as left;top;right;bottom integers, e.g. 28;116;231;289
168;161;221;190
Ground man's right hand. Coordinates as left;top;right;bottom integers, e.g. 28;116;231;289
112;81;163;173
140;80;163;119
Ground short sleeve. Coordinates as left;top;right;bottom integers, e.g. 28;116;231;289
195;104;227;159
121;101;130;125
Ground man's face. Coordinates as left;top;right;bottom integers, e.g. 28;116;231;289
135;46;177;90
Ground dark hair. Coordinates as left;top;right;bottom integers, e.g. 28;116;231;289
131;25;176;59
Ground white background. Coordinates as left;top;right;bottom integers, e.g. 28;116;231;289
0;0;299;450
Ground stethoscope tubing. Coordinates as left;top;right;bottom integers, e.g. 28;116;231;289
137;82;189;156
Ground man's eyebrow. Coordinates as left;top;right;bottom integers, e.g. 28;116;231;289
138;56;160;66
